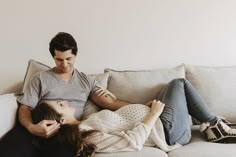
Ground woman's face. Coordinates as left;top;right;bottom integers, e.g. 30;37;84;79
46;100;77;124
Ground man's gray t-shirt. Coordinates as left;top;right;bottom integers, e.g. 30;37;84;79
17;68;98;119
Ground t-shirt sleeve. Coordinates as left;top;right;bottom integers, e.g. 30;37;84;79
17;73;42;108
85;74;99;97
87;123;151;152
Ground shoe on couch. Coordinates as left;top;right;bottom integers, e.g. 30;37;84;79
200;119;236;143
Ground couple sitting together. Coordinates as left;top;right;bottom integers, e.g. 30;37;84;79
1;32;236;157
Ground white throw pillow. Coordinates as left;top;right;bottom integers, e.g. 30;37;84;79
186;64;236;122
0;94;18;139
105;65;185;104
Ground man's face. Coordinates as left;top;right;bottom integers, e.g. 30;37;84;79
53;49;76;74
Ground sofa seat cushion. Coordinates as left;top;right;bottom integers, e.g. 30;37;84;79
169;126;236;157
169;140;236;157
186;64;236;122
94;147;168;157
105;65;185;104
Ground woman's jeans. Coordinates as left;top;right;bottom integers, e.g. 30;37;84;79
157;78;217;145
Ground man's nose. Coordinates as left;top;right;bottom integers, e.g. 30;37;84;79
62;60;68;67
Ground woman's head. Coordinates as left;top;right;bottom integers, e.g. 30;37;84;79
32;101;97;157
32;101;61;124
32;100;78;125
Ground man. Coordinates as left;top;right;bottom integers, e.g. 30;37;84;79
0;32;129;157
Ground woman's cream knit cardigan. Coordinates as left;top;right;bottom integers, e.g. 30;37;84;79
80;104;181;153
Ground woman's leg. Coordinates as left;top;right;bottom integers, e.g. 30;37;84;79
157;78;218;145
181;79;218;123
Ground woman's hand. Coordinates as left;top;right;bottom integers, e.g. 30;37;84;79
142;100;165;128
150;100;165;117
145;100;153;107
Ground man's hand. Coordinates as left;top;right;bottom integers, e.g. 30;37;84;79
95;85;117;100
90;85;129;110
28;120;60;138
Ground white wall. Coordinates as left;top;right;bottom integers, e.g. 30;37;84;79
1;0;236;94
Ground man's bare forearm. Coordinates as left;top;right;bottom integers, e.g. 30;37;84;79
92;95;129;111
112;99;129;110
91;88;130;110
18;105;34;131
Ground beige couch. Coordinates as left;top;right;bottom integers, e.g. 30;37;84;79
1;59;236;157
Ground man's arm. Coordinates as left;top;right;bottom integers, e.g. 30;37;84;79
18;105;34;131
90;88;129;110
18;104;60;138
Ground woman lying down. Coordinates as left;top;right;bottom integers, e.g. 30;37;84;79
32;79;236;157
32;100;179;156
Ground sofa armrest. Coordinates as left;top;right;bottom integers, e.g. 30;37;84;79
0;94;18;139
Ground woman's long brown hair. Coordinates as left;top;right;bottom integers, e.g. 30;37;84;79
31;102;97;157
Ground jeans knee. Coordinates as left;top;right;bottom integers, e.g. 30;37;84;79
169;78;186;87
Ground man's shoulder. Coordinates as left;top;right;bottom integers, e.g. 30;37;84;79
30;69;54;81
34;69;52;76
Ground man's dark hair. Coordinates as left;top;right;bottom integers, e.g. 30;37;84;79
49;32;78;57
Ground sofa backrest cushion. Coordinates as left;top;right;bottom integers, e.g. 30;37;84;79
105;65;185;104
186;64;236;122
0;94;18;139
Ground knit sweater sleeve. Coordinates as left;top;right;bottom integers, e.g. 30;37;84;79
87;122;151;153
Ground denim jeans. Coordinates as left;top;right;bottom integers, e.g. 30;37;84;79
157;78;217;145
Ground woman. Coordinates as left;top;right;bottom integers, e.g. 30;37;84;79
32;78;236;157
